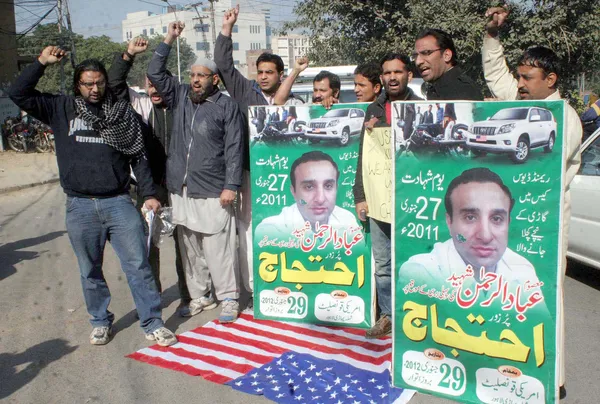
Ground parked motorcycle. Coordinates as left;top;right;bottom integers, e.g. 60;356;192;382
253;119;307;144
32;121;55;153
398;122;470;158
4;116;36;152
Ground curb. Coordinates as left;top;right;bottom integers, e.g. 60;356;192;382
0;177;60;195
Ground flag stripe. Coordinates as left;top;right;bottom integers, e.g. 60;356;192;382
149;342;263;372
203;321;392;372
176;335;275;365
229;318;391;360
238;314;391;352
132;348;243;382
183;326;285;357
238;313;392;345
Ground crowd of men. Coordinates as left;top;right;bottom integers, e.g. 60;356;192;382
8;4;580;398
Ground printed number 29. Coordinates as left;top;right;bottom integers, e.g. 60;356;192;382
415;197;442;220
287;296;307;315
438;364;465;391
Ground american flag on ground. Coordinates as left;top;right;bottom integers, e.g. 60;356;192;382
127;312;415;403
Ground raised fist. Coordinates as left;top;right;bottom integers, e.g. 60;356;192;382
294;56;309;73
38;46;67;66
222;5;239;28
485;6;509;35
167;21;185;38
127;37;148;56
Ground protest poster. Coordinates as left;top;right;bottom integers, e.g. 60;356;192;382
250;103;374;328
391;100;565;403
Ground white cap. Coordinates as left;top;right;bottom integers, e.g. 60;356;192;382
193;56;218;73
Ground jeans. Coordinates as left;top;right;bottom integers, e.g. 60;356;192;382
65;194;164;334
370;218;392;317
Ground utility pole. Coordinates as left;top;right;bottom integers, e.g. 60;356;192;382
208;0;217;46
56;0;65;94
191;2;211;59
63;0;77;68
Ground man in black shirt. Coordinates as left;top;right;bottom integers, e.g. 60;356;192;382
8;46;177;347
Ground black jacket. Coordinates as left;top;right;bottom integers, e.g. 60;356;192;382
8;60;155;199
148;42;244;198
353;89;422;204
421;65;482;101
107;53;172;190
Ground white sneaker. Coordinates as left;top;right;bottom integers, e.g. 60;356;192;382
90;326;112;345
218;298;240;323
146;327;178;346
183;293;217;317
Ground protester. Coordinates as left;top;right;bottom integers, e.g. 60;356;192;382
8;46;177;347
312;70;341;107
483;6;583;398
353;53;422;339
414;28;482;101
215;5;305;308
354;62;382;103
148;21;244;323
107;37;200;317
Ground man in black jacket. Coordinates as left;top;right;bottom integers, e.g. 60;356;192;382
148;22;244;323
8;46;177;347
414;28;482;101
353;53;423;339
107;37;199;318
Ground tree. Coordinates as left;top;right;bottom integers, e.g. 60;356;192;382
283;0;600;96
15;24;196;93
125;34;196;88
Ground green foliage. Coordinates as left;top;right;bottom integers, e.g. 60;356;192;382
16;24;196;93
283;0;600;97
126;34;196;88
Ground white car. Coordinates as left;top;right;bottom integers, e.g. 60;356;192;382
568;127;600;270
466;107;557;163
304;108;365;145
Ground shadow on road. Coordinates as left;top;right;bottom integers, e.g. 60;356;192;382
0;339;78;399
567;259;600;291
0;230;67;281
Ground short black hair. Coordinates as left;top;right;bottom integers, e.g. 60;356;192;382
290;151;340;189
416;28;458;66
518;47;560;85
354;62;382;88
256;53;285;73
445;168;515;219
379;53;414;73
314;70;341;93
73;59;108;96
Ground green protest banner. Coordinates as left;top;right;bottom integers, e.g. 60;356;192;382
250;103;374;328
391;100;565;403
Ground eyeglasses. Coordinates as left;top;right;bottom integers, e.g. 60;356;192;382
190;72;214;79
79;80;106;89
410;48;442;62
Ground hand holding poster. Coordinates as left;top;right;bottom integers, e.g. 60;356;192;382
392;101;565;403
250;104;374;328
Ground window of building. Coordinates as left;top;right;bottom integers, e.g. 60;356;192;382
196;41;210;51
250;25;261;34
234;60;240;66
232;25;238;33
195;23;209;32
163;26;167;34
150;28;154;35
142;29;147;36
233;42;239;51
266;26;271;36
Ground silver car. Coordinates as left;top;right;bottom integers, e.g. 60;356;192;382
568;127;600;269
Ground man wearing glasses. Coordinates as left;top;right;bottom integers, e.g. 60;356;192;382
148;22;245;324
413;28;482;101
8;47;178;347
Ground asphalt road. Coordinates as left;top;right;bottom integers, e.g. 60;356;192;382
1;184;599;404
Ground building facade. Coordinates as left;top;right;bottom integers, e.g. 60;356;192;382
121;0;271;77
272;34;311;73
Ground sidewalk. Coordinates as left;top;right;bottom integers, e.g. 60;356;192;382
0;150;60;194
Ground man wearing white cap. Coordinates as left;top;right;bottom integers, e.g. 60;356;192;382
147;21;245;323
